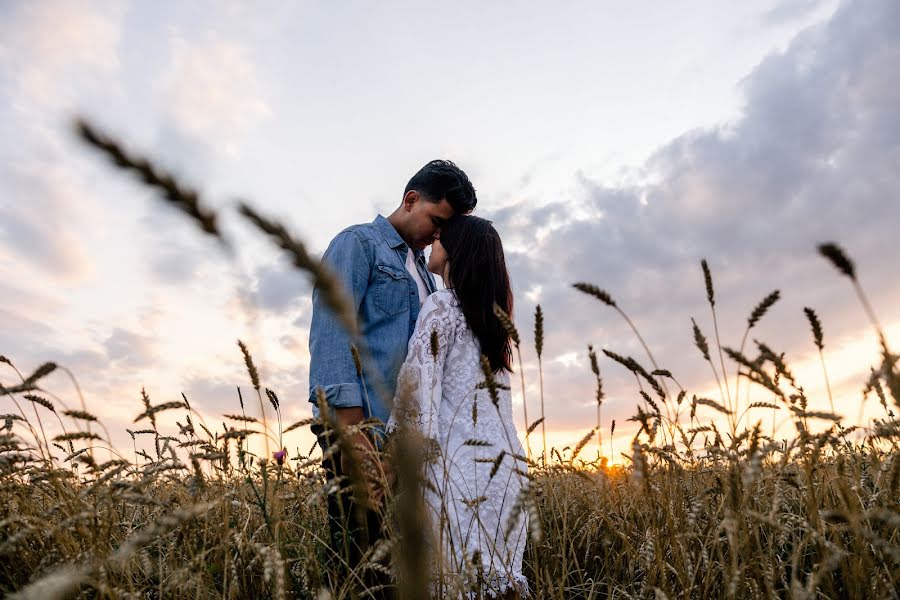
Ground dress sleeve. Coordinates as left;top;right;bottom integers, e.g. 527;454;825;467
387;293;455;438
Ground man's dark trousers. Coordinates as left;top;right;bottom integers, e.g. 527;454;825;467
313;424;391;597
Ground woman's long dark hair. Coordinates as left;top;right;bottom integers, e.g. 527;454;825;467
438;215;513;373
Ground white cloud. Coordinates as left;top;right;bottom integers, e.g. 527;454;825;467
162;32;271;146
2;0;894;453
491;0;900;429
0;0;123;111
0;162;94;280
762;0;828;26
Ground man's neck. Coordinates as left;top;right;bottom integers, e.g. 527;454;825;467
386;210;413;248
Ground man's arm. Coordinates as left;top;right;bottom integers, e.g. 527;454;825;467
308;230;388;503
308;230;371;414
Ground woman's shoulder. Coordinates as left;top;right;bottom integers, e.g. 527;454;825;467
417;289;461;328
423;288;459;310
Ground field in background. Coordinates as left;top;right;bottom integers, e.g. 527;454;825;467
2;313;898;599
1;123;898;599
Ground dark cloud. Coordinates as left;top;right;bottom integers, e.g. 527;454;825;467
181;374;243;416
265;369;310;417
252;261;310;313
230;261;311;328
292;312;311;330
104;327;156;368
180;366;310;422
489;0;900;426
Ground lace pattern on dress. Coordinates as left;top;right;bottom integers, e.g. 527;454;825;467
388;290;529;597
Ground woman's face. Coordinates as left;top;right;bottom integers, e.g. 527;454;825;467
427;239;450;282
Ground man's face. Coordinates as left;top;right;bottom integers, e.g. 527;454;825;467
406;193;455;250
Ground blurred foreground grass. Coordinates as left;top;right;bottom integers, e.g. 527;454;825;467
0;121;897;599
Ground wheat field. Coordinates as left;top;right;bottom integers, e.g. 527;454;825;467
1;121;898;599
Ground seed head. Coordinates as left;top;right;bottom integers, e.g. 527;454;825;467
640;390;660;415
237;340;260;392
572;428;596;460
493;303;520;347
346;345;362;378
24;394;55;413
62;410;98;422
588;345;600;377
588;345;604;405
429;330;439;360
479;355;501;408
701;259;715;307
818;242;856;279
573;283;617;308
803;307;824;351
534;305;544;359
489;450;506;479
748;290;781;329
691;318;710;361
265;388;280;412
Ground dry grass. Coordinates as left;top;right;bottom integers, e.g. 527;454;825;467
0;120;898;599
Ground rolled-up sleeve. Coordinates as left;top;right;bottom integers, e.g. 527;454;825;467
308;230;370;410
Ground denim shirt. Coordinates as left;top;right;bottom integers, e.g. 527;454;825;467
308;215;438;431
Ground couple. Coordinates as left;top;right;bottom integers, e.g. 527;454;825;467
308;160;528;598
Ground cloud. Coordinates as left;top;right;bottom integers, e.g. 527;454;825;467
181;373;242;416
150;247;200;285
490;0;900;424
0;307;56;347
104;327;156;368
0;163;93;280
0;2;127;285
762;0;828;26
252;261;311;313
139;206;210;285
0;282;62;316
293;312;312;330
227;261;311;326
161;32;271;148
0;0;123;111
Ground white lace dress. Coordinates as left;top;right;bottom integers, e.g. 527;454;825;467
387;289;529;597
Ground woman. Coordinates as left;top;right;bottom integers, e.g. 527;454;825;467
388;215;529;598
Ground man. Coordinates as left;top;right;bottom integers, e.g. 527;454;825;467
308;159;477;582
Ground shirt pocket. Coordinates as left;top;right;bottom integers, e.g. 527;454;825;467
373;264;409;316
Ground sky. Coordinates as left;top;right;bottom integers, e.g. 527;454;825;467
1;0;898;463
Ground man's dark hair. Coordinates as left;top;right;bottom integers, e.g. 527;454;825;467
405;159;477;214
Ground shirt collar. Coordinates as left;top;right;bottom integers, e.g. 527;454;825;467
374;214;425;258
